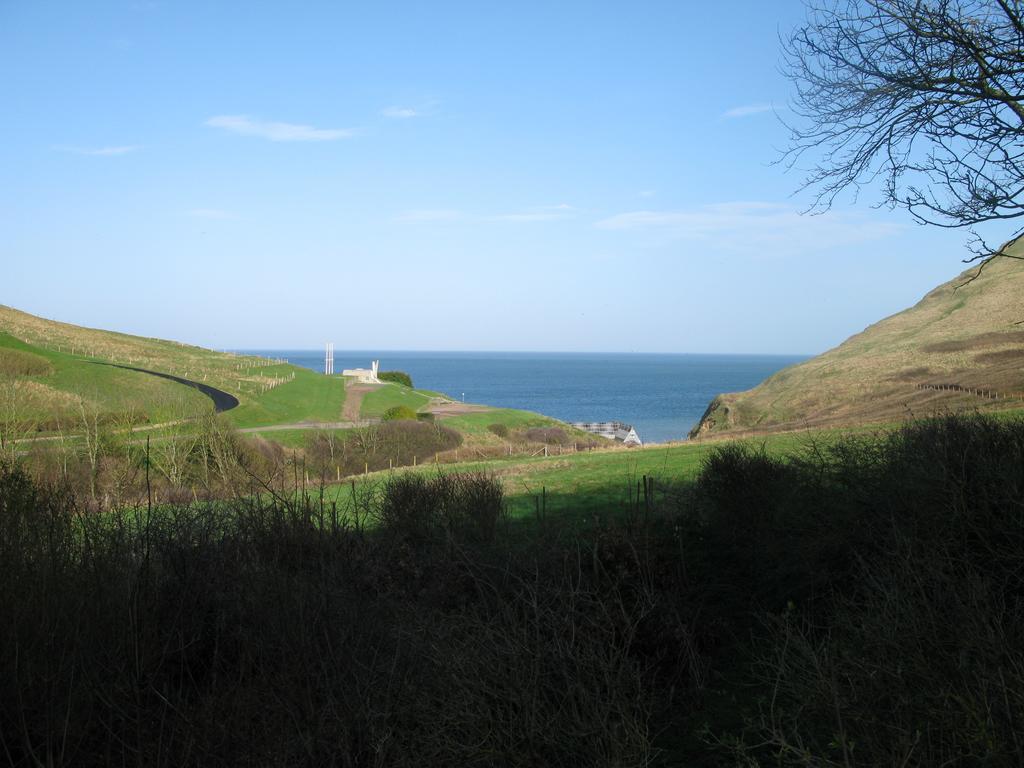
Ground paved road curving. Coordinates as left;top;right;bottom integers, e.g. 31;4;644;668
93;362;240;412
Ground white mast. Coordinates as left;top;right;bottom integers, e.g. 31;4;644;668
325;342;334;375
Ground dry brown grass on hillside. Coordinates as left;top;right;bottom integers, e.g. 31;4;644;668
694;248;1024;436
0;304;278;390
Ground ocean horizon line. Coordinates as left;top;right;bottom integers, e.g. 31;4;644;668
230;348;810;358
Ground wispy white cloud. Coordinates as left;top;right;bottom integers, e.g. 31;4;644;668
206;115;354;142
595;201;902;252
396;209;464;222
53;144;139;156
186;208;235;220
721;103;774;119
638;190;657;198
382;106;418;119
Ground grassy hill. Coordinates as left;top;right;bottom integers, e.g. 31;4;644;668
0;305;337;429
0;306;599;450
0;331;214;429
692;246;1024;437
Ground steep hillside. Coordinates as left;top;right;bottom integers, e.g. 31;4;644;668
0;305;339;429
0;305;294;396
692;248;1024;437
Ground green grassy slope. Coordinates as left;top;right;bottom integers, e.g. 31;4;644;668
0;332;210;426
0;305;345;429
693;247;1024;436
0;305;273;394
441;408;612;449
442;408;566;436
226;370;347;427
359;383;433;418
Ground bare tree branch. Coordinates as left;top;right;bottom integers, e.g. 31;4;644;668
784;0;1024;262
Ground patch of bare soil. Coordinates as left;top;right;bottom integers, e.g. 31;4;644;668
974;348;1024;364
342;382;381;421
922;330;1024;353
886;366;933;382
426;402;492;417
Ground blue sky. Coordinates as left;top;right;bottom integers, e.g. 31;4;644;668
1;1;984;353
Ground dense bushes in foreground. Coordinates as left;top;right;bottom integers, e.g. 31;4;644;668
694;414;1024;766
0;467;674;767
1;413;1023;766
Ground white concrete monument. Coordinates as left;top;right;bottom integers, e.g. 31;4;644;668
342;359;381;384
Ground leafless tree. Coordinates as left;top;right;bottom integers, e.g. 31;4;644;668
784;0;1024;265
78;399;105;504
195;411;244;493
148;396;206;491
0;377;37;462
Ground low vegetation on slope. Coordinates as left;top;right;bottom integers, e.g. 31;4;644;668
0;305;289;397
0;306;335;430
693;249;1024;436
3;413;1022;765
0;332;211;439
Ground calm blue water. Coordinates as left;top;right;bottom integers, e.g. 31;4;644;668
240;350;806;444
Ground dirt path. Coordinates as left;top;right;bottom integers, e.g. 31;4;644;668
425;401;492;417
342;382;381;422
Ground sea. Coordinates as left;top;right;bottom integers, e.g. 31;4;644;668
241;351;806;444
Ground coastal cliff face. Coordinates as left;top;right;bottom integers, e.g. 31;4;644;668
690;247;1024;437
689;395;732;437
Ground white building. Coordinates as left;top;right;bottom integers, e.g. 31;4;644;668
342;359;380;384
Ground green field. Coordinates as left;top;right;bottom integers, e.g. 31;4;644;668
321;428;824;520
226;369;347;427
358;382;433;418
441;408;569;436
0;332;210;424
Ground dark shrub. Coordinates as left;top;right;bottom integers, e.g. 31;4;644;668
440;472;505;544
705;415;1024;766
487;422;509;438
378;370;413;388
0;463;654;767
377;471;504;546
307;421;462;478
382;405;417;421
377;473;445;542
416;411;435;422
